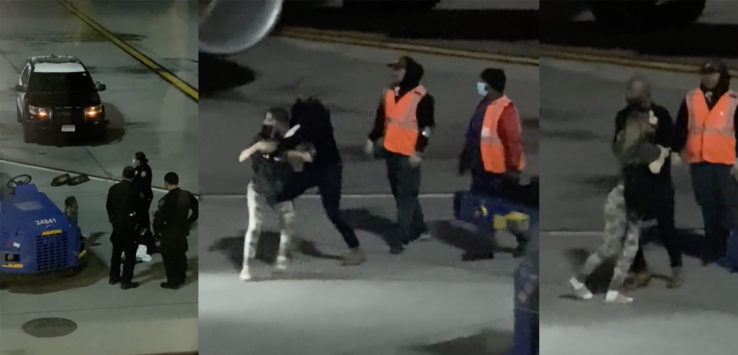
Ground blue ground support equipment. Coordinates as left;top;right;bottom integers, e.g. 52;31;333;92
0;174;85;281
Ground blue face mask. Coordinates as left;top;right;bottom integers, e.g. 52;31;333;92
476;81;488;96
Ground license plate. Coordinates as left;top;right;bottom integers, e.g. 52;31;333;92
61;125;76;132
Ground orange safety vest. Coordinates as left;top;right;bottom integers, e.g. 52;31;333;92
480;95;525;173
383;85;426;156
684;89;738;165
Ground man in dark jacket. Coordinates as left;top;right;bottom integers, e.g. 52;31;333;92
133;151;157;257
614;76;683;289
106;166;139;289
256;97;366;266
365;56;435;254
153;172;198;289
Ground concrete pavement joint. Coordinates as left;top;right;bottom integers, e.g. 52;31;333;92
56;0;199;101
277;27;539;66
0;301;198;317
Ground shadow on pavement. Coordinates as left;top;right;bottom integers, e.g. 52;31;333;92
200;53;255;96
342;208;396;247
208;233;341;272
430;220;504;261
411;328;514;355
1;249;108;294
279;7;538;41
134;256;199;287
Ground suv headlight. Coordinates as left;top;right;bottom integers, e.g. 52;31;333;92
28;105;49;119
84;105;103;119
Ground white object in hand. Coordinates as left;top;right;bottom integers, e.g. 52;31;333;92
408;152;423;168
364;139;374;157
648;145;670;174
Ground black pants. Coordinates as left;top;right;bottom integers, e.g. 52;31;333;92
275;163;359;249
110;232;137;283
690;163;738;260
623;167;682;270
385;152;427;245
471;171;529;250
161;250;187;285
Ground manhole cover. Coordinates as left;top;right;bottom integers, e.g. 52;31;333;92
22;317;77;337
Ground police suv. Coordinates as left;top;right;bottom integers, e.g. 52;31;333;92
15;55;108;145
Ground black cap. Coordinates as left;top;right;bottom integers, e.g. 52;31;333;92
135;151;147;162
700;59;729;75
122;166;135;179
481;68;506;93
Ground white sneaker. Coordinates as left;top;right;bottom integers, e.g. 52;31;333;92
275;256;289;271
239;267;252;281
569;277;593;300
604;290;633;304
418;232;432;241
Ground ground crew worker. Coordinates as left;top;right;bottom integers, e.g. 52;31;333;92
153;172;198;289
133;151;157;256
106;166;139;289
570;103;671;304
615;77;683;289
256;96;366;266
364;56;435;254
458;68;527;255
673;59;738;264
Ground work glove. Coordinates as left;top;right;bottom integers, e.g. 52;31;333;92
409;152;423;168
648;145;670;174
364;139;375;158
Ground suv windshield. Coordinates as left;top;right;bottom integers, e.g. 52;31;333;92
28;71;94;93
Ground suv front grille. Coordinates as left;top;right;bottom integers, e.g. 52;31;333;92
52;107;83;124
36;232;67;271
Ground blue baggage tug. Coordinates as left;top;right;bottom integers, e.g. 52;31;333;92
454;189;539;355
0;175;85;285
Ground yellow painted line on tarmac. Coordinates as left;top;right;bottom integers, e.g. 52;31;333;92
277;27;539;66
57;0;199;101
542;46;738;77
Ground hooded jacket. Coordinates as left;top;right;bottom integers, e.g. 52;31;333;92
277;98;342;168
368;57;435;153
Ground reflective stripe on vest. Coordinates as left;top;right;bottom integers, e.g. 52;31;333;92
480;95;525;173
684;89;737;165
383;85;426;156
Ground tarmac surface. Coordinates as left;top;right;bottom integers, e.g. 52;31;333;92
198;22;539;354
0;1;198;354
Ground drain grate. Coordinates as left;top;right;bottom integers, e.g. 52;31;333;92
22;317;77;337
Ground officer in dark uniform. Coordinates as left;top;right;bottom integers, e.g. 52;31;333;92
133;151;157;254
153;172;198;289
106;166;139;289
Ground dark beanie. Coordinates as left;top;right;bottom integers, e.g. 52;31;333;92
481;68;506;93
135;151;147;163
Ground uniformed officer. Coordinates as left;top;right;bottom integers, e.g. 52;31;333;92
133;151;157;255
365;56;435;254
106;166;139;289
153;172;198;289
674;59;738;264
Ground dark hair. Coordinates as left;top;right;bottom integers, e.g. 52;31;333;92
164;172;179;185
135;151;148;163
122;166;135;179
